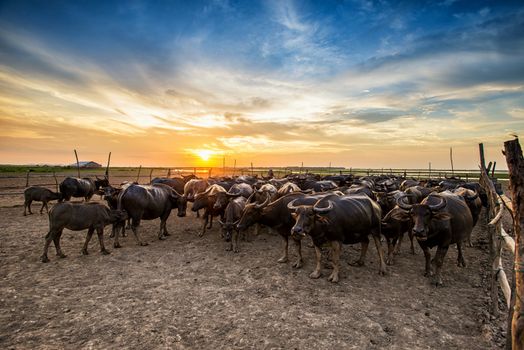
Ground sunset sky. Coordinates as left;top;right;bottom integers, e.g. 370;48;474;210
0;0;523;169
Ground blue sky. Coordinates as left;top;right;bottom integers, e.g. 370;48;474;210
0;0;523;167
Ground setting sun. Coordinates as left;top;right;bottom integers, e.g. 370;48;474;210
196;150;213;162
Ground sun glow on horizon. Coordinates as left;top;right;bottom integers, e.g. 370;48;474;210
195;149;214;161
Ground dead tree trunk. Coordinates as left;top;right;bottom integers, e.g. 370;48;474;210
504;138;524;350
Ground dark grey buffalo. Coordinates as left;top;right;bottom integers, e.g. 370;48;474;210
114;183;187;247
288;195;386;283
59;176;109;201
390;191;473;286
237;192;339;269
219;196;247;252
213;183;254;210
41;202;127;263
23;186;62;216
191;184;227;236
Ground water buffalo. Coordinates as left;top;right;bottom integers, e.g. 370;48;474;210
213;183;254;210
381;206;413;264
274;182;301;199
113;183;187;247
191;184;227;237
390;191;473;286
40;202;127;263
59;176;109;201
183;179;208;201
237;192;340;269
219;196;247;252
288;195;386;283
23;186;62;216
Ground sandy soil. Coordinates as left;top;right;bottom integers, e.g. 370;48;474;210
0;175;510;349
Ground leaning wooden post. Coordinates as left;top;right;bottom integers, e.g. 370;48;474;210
233;159;236;177
74;149;80;178
480;143;499;315
504;138;524;350
105;152;111;179
136;165;142;183
149;168;154;183
53;172;58;192
450;147;454;176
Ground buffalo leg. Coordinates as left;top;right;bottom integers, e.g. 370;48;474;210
372;234;387;275
53;229;66;258
291;238;303;269
113;222;122;248
351;237;369;266
41;230;56;263
207;215;213;229
386;238;395;265
421;244;433;277
277;235;289;263
131;219;148;246
457;242;466;267
328;241;341;283
394;232;403;254
158;219;167;240
97;228;110;255
24;200;33;216
309;245;322;279
39;201;46;214
199;212;209;237
232;229;240;253
82;228;95;255
409;231;415;254
433;245;449;287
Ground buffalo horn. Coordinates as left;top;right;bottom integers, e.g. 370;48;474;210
313;200;333;214
287;199;300;211
427;195;446;211
254;193;270;209
218;218;225;225
396;194;413;211
464;191;478;201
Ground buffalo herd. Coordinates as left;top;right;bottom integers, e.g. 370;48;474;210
25;172;486;287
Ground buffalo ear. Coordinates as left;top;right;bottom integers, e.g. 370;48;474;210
432;212;452;221
291;212;297;219
389;210;411;222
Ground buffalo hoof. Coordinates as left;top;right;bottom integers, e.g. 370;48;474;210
101;249;110;255
233;247;240;253
424;270;434;277
328;273;339;283
198;232;205;238
277;256;288;263
158;235;166;241
292;260;303;269
386;257;394;266
164;232;171;236
139;242;149;246
433;278;443;287
81;249;89;255
378;268;387;276
41;255;50;263
57;253;67;259
114;242;122;249
349;260;365;267
309;270;321;279
225;245;232;251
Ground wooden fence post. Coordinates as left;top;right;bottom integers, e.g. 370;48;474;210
105;152;111;179
53;172;58;192
136;165;142;183
74;149;80;178
504;138;524;349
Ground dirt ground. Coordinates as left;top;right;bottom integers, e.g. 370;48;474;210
0;175;511;349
